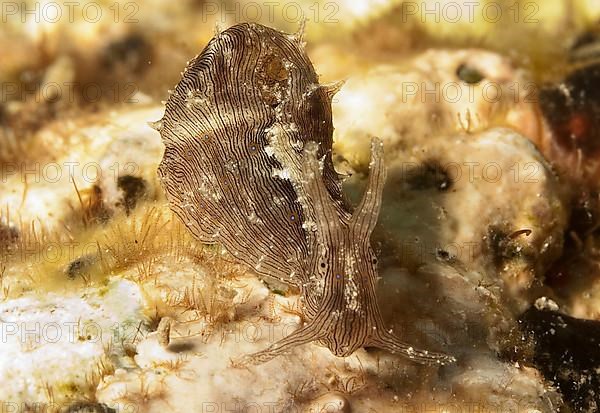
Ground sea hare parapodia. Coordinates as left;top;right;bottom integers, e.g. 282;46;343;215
156;23;454;366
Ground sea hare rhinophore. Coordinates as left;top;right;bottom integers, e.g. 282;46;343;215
156;23;454;365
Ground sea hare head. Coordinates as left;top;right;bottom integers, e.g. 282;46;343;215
299;140;386;357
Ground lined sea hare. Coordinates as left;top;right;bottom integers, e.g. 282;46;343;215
156;23;454;365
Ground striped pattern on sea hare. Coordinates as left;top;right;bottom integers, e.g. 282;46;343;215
156;23;454;365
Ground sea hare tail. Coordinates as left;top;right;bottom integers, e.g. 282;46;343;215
232;322;323;367
368;330;456;365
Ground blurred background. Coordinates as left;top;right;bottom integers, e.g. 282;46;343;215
2;0;600;176
4;1;600;412
2;0;600;111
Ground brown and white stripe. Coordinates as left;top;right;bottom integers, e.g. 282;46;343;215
157;23;454;366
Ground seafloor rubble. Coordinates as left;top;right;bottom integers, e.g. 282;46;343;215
2;1;600;412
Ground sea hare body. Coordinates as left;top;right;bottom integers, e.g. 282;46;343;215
157;23;454;365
